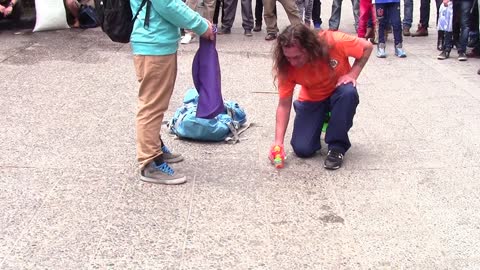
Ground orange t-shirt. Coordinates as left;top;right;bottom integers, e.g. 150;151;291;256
278;31;365;102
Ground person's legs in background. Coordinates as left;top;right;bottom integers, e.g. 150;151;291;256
375;2;387;57
203;0;217;21
295;0;306;24
278;0;302;26
254;0;263;31
312;0;322;29
218;0;237;34
328;0;342;30
352;0;360;32
412;0;430;36
263;0;278;39
358;0;372;37
455;0;473;61
181;0;200;44
240;0;254;35
402;0;413;36
304;0;314;27
213;0;223;25
468;1;478;48
388;2;407;57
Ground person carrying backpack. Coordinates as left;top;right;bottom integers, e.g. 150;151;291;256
131;0;214;185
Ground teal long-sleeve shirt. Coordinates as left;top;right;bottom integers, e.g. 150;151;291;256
130;0;208;56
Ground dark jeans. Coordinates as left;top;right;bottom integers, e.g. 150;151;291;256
312;0;322;26
418;0;442;28
213;0;223;25
254;0;276;25
375;2;402;45
453;0;473;53
443;31;453;52
290;84;359;157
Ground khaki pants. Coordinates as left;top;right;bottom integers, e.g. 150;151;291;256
133;54;177;169
263;0;301;34
186;0;217;22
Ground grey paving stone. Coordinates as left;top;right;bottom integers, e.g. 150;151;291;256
1;0;480;269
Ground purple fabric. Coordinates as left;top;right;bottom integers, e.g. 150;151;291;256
192;35;224;119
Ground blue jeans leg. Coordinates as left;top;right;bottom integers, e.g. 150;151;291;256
325;83;359;154
419;0;430;27
291;100;328;158
376;3;387;43
388;2;403;45
329;0;342;30
403;0;413;28
455;0;472;53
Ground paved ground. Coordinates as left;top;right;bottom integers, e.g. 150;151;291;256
1;1;480;269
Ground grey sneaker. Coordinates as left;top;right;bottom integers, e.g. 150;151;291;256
437;50;450;60
376;43;387;58
324;149;344;170
161;144;184;163
140;161;186;185
458;52;467;61
394;43;407;58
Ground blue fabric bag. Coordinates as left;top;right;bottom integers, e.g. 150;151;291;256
168;89;247;143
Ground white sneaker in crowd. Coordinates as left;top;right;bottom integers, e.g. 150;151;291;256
181;33;195;44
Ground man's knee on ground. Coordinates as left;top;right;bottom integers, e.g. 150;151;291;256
291;142;316;158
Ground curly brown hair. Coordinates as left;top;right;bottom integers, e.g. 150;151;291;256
272;24;330;81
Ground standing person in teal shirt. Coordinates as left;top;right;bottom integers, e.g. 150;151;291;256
130;0;214;185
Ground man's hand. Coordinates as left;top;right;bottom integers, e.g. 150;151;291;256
201;20;215;41
336;73;357;87
0;5;6;15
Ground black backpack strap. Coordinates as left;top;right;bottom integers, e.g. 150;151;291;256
144;1;151;28
132;0;150;28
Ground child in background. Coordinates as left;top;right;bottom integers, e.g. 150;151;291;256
374;0;406;58
437;0;453;60
296;0;314;27
358;0;376;39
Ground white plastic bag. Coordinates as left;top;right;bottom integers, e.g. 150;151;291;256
33;0;70;32
437;2;453;32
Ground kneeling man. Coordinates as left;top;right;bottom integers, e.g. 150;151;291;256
272;24;372;170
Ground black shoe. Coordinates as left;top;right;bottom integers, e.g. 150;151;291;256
437;50;450;60
253;23;262;32
217;28;231;35
265;33;277;41
324;149;344;170
244;29;253;37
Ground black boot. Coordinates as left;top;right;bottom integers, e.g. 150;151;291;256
253;21;262;32
437;30;445;51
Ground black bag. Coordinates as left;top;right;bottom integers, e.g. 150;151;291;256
79;5;100;28
94;0;150;43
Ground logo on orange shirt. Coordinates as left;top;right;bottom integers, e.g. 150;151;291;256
329;59;339;68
